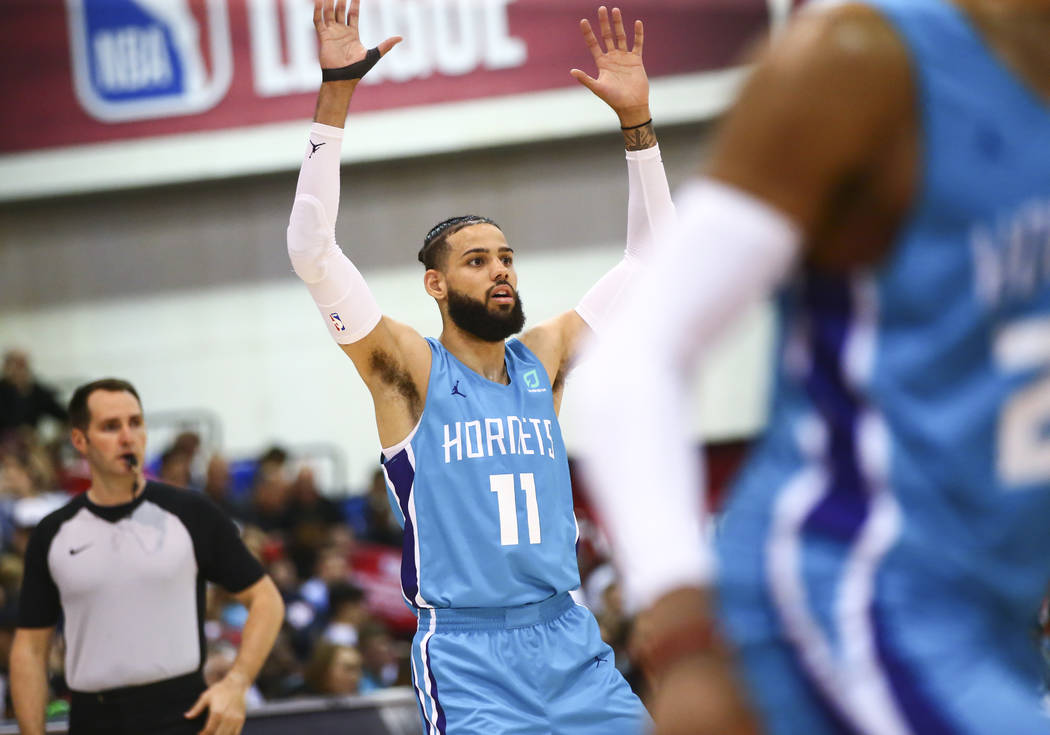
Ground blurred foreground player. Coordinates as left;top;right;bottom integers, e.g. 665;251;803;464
286;0;675;730
10;379;284;735
581;1;1050;733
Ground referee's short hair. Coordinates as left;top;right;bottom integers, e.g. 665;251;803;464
69;378;141;431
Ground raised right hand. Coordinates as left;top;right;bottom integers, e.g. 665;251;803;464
313;0;401;70
570;6;650;128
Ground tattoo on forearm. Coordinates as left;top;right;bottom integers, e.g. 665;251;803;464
622;122;656;151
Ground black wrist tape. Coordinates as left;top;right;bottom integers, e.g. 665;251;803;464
322;47;381;82
620;118;653;131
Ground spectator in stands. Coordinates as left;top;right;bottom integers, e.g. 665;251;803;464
254;627;305;701
320;581;369;648
268;552;318;660
0;351;66;437
264;557;299;601
303;641;363;697
257;446;289;478
357;622;401;693
325;524;355;560
202;454;247;521
7;495;66;563
0;438;59;499
284;467;344;533
0;453;36;550
361;467;401;548
283;466;345;579
168;431;204;488
171;431;201;465
0;443;67;558
298;545;350;618
158;447;193;488
248;448;292;533
0;600;18;718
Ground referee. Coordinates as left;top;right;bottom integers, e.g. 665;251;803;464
10;379;284;735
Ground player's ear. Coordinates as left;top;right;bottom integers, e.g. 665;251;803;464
70;427;88;455
423;269;446;300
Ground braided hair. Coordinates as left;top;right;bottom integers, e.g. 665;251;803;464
418;215;501;270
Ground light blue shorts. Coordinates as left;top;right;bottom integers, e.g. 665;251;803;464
410;592;649;734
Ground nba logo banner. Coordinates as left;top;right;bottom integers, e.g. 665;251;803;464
66;0;233;122
329;312;347;333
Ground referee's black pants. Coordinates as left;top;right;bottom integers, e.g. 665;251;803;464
69;671;207;735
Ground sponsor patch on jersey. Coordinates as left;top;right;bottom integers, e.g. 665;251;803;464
66;0;233;122
522;368;546;393
329;312;347;333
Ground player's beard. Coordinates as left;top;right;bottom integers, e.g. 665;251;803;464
446;284;526;342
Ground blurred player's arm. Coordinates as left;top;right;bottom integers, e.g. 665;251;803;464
579;5;915;734
10;626;54;735
521;6;675;400
287;0;430;446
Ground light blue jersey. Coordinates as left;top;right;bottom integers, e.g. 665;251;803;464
382;337;580;609
385;339;646;734
717;1;1050;733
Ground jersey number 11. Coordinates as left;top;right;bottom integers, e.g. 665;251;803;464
490;473;541;546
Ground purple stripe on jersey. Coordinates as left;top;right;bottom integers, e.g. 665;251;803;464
793;272;872;731
424;634;447;734
872;602;962;735
383;449;420;604
800;272;869;542
791;272;958;734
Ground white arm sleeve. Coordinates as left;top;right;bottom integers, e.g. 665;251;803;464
575;144;675;333
624;144;676;259
287;123;381;344
578;178;801;612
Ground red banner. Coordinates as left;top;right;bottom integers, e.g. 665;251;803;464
1;0;791;155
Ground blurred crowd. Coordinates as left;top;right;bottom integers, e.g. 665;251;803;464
0;349;644;720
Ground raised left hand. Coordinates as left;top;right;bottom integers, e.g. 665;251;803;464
570;6;650;127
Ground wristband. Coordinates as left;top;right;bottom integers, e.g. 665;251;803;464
636;618;723;679
620;118;652;131
322;47;381;82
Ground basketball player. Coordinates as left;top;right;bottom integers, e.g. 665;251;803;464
287;1;673;731
580;1;1050;734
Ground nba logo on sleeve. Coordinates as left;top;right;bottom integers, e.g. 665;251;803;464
329;312;347;333
65;0;233;122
